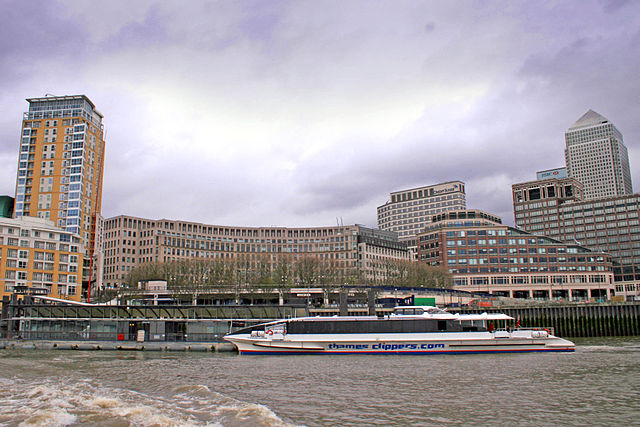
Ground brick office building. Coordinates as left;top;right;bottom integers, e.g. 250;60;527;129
417;209;614;300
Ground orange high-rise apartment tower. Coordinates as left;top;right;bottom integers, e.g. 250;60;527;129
13;95;106;299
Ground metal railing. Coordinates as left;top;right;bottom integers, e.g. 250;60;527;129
5;304;304;321
503;326;556;336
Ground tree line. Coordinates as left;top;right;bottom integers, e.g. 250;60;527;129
124;254;452;294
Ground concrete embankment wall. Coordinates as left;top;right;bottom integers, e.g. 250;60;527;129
462;303;640;337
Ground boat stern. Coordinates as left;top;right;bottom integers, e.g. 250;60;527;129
545;336;576;352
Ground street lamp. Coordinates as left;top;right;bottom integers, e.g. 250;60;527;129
280;274;287;306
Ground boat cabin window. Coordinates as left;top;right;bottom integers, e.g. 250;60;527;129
287;318;464;334
393;308;425;315
229;321;286;336
458;320;487;332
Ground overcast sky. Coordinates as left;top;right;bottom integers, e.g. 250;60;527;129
1;1;639;229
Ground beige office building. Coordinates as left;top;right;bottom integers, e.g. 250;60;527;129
377;181;466;240
103;216;410;287
513;177;584;238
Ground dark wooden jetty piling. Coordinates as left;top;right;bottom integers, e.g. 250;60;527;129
459;303;640;338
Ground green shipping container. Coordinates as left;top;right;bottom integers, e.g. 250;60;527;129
414;297;436;306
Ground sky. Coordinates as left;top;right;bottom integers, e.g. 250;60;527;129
1;0;639;229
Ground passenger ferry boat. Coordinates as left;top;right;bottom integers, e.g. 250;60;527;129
224;306;575;355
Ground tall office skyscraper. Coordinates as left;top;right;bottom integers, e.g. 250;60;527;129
14;95;106;295
565;110;632;200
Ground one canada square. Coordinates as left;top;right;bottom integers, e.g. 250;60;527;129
565;110;632;200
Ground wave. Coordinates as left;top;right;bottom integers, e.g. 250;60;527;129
171;383;297;427
216;403;294;427
18;408;77;427
0;377;297;427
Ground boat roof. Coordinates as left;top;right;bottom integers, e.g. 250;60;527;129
259;307;513;325
392;306;513;321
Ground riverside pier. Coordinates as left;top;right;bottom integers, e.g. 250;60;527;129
1;289;639;351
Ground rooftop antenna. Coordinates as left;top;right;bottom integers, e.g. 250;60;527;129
45;93;57;97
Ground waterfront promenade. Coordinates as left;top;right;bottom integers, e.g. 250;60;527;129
1;302;638;353
0;339;237;352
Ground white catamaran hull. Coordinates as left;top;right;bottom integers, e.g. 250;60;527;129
226;332;575;355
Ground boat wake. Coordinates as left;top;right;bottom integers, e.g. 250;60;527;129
579;344;640;353
0;377;296;427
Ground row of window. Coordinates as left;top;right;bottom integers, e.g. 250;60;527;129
0;248;79;262
105;218;356;239
4;271;77;282
615;284;639;292
454;274;609;286
442;239;585;253
447;255;604;265
105;231;356;246
387;191;464;205
449;266;607;274
26;108;101;128
0;239;76;252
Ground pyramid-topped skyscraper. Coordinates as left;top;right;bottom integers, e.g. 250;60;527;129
565;110;632;200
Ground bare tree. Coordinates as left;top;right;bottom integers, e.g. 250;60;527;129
123;254;451;305
272;255;294;304
295;256;319;286
317;260;341;304
255;254;274;285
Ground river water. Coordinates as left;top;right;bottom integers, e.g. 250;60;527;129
0;337;638;426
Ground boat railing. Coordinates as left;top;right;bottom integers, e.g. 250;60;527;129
507;326;555;336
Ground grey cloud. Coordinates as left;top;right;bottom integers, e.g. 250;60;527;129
0;1;85;56
236;1;287;44
1;1;640;232
98;6;171;50
282;10;640;225
600;0;634;13
284;98;558;213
